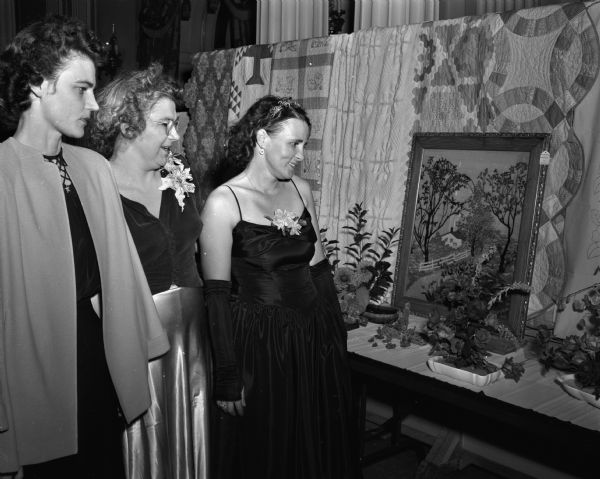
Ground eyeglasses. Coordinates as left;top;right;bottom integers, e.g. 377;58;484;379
148;118;179;135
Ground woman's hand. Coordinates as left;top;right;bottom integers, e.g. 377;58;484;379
216;387;246;416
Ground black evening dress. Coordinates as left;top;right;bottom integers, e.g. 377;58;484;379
120;187;210;479
218;188;355;479
24;151;125;479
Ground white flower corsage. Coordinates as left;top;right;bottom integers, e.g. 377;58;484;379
159;152;196;211
265;209;306;236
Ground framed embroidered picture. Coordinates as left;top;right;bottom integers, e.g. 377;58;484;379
393;133;549;338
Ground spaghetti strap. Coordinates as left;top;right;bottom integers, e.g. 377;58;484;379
225;185;243;221
290;179;305;206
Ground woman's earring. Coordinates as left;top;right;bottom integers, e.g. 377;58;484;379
258;146;264;156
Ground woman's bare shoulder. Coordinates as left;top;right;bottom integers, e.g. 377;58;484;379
205;185;236;208
291;175;314;202
202;184;242;223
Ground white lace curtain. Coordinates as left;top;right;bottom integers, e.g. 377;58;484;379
256;0;329;44
0;0;16;51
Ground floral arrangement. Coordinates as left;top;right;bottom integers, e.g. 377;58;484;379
422;245;528;354
416;246;529;382
160;152;195;211
265;209;307;236
321;203;400;325
424;311;525;382
537;282;600;399
333;262;374;324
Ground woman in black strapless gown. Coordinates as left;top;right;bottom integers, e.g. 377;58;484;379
200;95;356;479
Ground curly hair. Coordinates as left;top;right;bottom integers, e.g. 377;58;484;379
0;15;102;132
225;95;311;176
88;62;182;158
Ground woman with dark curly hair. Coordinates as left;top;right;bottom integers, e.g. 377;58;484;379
200;95;356;478
88;63;210;479
0;16;168;479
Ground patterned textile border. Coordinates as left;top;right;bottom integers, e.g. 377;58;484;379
183;48;235;203
553;3;600;337
269;35;340;205
228;44;273;126
408;3;599;326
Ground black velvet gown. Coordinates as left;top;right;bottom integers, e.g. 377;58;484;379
217;202;355;479
120;188;202;294
120;186;210;479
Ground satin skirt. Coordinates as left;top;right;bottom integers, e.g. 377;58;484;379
123;287;210;479
213;296;356;479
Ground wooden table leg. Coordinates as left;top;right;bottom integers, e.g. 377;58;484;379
415;427;463;478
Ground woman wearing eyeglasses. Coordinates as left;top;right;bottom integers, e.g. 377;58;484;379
88;63;210;479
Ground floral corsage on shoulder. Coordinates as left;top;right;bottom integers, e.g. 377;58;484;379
159;152;196;211
266;209;306;236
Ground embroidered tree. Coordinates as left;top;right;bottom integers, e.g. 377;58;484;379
456;185;498;257
413;156;470;262
477;162;528;274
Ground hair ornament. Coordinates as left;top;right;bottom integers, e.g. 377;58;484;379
268;97;301;119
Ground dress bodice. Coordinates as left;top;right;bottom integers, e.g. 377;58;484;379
45;150;100;301
231;208;318;311
121;188;202;294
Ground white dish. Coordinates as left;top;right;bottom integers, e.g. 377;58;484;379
426;356;503;387
556;374;600;409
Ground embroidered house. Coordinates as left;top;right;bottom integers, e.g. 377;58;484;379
440;228;466;250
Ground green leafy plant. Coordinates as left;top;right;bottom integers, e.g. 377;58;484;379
417;244;528;382
563;282;600;338
338;203;400;302
321;202;400;324
368;322;427;349
422;245;527;352
537;283;600;399
425;313;525;382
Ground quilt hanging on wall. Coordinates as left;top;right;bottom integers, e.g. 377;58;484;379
184;1;600;335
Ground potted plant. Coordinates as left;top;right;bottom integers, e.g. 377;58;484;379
423;308;525;384
321;202;400;328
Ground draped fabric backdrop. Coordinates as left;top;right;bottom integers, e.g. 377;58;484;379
137;0;182;77
320;26;413;255
184;1;600;336
183;48;235;202
270;36;340;204
0;0;16;52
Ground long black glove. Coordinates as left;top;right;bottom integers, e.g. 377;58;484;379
310;258;343;315
310;258;348;341
204;279;243;401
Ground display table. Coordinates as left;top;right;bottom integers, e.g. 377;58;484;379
348;323;599;478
